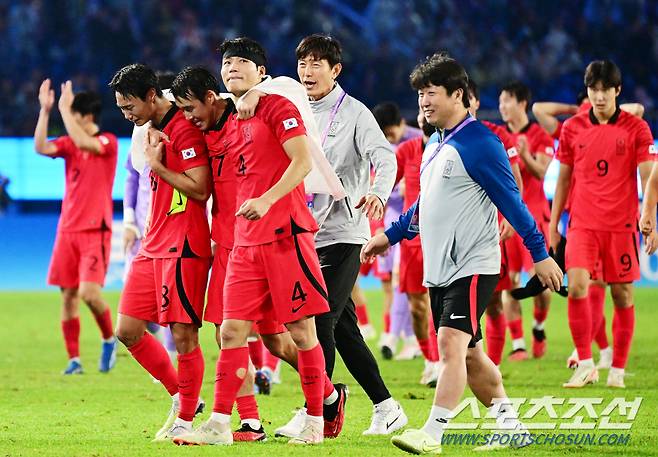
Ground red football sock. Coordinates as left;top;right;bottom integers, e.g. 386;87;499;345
508;318;524;340
127;332;178;395
594;316;609;350
236;394;259;421
427;319;439;361
61;317;80;359
568;297;592;360
612;306;635;369
298;344;326;417
177;346;205;421
533;305;548;326
214;346;249;415
262;349;280;372
588;284;606;345
93;307;114;340
355;303;370;325
248;339;264;369
323;372;335;399
485;313;507;366
383;312;391;333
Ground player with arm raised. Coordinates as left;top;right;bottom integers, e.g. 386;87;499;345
34;79;118;375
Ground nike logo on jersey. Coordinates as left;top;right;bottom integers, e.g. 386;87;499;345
292;303;306;313
450;313;466;320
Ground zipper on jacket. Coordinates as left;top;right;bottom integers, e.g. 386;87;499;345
339;177;354;219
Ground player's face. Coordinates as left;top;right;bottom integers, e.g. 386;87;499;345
383;123;404;144
587;82;620;117
175;95;213;131
418;84;460;129
115;92;152;126
297;56;342;100
498;91;524;122
221;56;265;97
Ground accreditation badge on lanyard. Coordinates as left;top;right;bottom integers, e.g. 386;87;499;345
411;116;475;234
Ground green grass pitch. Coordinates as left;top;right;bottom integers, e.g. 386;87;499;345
1;289;657;456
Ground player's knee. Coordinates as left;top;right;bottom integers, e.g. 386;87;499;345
219;321;246;347
610;286;632;307
115;326;141;347
78;285;100;305
568;280;588;298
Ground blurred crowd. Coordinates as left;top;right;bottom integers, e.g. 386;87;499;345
1;0;657;136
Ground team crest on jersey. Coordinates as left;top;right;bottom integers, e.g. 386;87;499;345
650;145;657;155
442;160;455;178
327;121;339;137
616;138;626;155
242;124;253;143
507;147;519;159
181;148;196;160
283;118;298;130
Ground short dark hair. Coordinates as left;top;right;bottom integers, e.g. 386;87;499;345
501;81;531;111
409;53;470;108
467;79;480;102
157;71;177;90
109;63;162;100
576;90;588;105
171;67;219;102
71;91;102;122
584;60;622;89
295;34;342;68
218;37;267;68
372;102;402;130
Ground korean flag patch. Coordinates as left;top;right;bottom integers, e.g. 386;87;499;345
283;118;298;130
650;144;657;155
182;147;197;160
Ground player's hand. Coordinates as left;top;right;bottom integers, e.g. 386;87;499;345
548;223;562;254
644;230;658;255
499;219;515;241
144;128;167;170
38;79;55;112
58;80;75;113
236;90;265;120
533;257;563;292
517;135;530;158
236;196;272;220
123;228;137;254
355;194;384;220
360;233;391;263
639;208;656;237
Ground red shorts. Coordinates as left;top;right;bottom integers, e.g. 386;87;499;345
119;253;210;326
224;233;329;326
495;240;512;292
359;257;391;281
205;246;231;325
565;228;640;283
399;243;427;294
507;220;549;273
47;229;111;288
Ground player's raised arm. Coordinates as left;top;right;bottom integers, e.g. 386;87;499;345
58;81;105;154
144;128;210;201
34;79;59;156
236;134;312;220
532;102;578;137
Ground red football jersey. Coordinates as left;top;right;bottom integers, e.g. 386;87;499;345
230;94;318;247
395;136;423;247
482;120;521;166
507;122;555;225
51;133;118;232
557;108;655;232
206;101;237;250
140;106;211;258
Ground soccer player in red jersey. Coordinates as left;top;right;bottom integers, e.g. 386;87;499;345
550;60;655;388
109;64;211;440
168;66;344;444
34;79;118;375
467;80;523;367
499;81;555;360
193;38;336;446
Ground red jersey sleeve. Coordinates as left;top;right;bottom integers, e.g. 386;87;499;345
261;95;307;145
49;136;74;158
552;120;563;140
395;143;406;185
96;133;118;157
532;127;555;157
633;120;655;164
171;123;209;172
556;120;575;166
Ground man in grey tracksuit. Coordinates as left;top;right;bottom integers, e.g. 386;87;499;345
291;34;407;436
